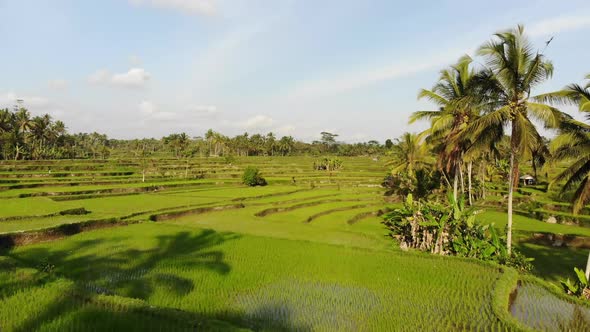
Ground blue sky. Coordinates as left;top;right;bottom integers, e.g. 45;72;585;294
1;0;589;142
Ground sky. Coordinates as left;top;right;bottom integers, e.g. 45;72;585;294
0;0;589;142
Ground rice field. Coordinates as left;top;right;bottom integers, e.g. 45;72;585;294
1;156;590;331
5;223;515;331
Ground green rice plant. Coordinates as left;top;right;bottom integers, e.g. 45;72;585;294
5;223;520;331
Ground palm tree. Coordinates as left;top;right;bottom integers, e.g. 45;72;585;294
530;138;549;180
265;132;276;156
470;25;567;254
14;108;33;133
412;55;490;202
30;114;52;159
0;109;14;160
12;108;34;160
537;74;590;214
538;74;590;279
205;129;215;156
278;136;295;156
0;109;11;134
388;132;430;176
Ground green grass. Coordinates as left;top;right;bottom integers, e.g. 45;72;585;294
478;210;590;237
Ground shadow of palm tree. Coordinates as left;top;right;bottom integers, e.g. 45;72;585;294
516;241;587;282
7;228;239;331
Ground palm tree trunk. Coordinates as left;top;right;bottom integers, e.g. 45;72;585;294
507;149;515;255
512;159;520;190
459;161;465;195
480;162;486;200
185;159;189;178
586;250;590;280
453;163;459;201
468;161;473;206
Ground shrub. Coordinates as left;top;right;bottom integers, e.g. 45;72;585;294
382;194;532;271
223;154;236;165
561;267;590;300
242;167;267;186
313;158;343;171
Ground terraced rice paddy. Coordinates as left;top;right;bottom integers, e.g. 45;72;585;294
1;156;590;331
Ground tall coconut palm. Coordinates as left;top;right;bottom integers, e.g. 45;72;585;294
14;108;33;133
411;55;493;201
12;108;35;160
470;25;567;254
0;109;14;160
538;74;590;278
0;109;12;134
537;74;590;214
265;132;276;156
30;114;52;159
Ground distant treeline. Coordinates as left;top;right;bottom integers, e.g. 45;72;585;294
0;108;392;160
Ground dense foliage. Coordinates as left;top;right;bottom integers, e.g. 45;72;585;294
561;267;590;300
382;194;532;271
0;108;393;160
0;108;108;160
382;169;442;199
313;157;343;171
242;166;267;186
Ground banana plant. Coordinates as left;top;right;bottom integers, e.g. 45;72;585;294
561;267;589;298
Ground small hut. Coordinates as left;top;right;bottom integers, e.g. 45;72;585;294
520;174;536;186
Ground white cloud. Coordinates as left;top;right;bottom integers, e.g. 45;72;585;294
88;69;111;84
189;105;218;115
151;111;179;120
48;79;68;90
89;68;151;88
138;100;179;121
239;114;274;130
274;125;296;136
0;92;51;110
178;7;292;100
139;100;157;114
284;47;470;100
0;91;66;118
129;55;142;66
0;92;19;108
26;96;52;109
129;0;216;16
528;14;590;37
112;68;151;87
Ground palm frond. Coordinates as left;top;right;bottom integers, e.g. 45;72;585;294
553;155;590;192
526;102;568;128
534;84;589;106
417;89;448;106
409;110;442;124
572;177;590;215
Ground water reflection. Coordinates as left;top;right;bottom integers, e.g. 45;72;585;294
510;281;590;331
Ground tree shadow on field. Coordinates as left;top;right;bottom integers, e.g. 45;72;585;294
8;228;240;331
516;241;587;283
